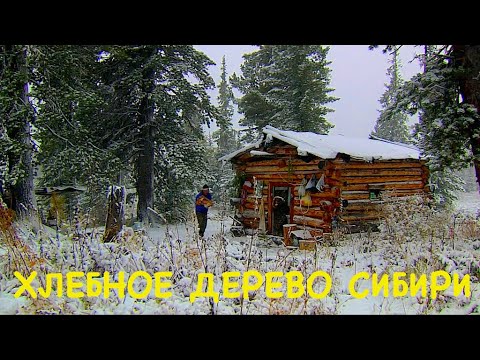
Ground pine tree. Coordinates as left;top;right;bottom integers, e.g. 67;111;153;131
0;45;37;218
372;46;410;143
231;45;338;141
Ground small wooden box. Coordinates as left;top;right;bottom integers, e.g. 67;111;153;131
299;240;316;251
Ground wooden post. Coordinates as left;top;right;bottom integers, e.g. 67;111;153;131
103;186;125;242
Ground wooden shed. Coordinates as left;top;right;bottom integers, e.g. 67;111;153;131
219;126;429;238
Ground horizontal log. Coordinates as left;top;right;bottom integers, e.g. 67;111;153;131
242;218;259;229
267;146;298;155
341;176;424;185
342;193;429;204
332;161;424;169
340;168;423;177
243;165;322;173
242;209;265;218
254;172;323;181
245;195;268;203
325;177;344;186
243;202;260;210
293;215;325;228
293;206;328;219
346;199;384;204
383;188;426;194
244;186;254;194
381;190;427;198
293;189;338;199
293;198;338;208
243;159;320;167
341;193;371;201
339;182;426;191
342;203;382;211
341;190;369;195
341;190;427;204
338;214;384;222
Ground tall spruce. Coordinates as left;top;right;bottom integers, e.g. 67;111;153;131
98;46;217;222
210;56;237;204
231;45;338;141
372;45;475;205
0;45;37;218
372;46;410;143
414;45;465;206
30;46;121;220
214;56;237;156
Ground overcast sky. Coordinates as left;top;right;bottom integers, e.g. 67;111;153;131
194;45;423;138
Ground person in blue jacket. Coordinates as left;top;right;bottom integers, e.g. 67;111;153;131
195;184;213;237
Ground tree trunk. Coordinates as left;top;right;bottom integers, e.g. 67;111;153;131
3;45;37;219
452;45;480;193
103;186;125;242
136;68;155;223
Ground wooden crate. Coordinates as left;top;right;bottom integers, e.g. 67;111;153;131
299;240;316;251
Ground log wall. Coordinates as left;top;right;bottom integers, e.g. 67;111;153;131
333;158;429;226
233;143;429;234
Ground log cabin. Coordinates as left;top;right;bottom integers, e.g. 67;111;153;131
219;126;430;237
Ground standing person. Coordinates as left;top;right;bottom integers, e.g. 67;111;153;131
195;184;213;237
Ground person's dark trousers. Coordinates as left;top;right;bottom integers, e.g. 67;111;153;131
196;211;207;237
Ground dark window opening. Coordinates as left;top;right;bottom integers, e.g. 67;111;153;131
369;189;381;200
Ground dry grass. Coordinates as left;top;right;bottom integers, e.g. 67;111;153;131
1;198;479;314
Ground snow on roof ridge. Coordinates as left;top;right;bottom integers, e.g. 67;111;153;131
263;126;346;159
368;134;420;151
219;126;423;162
218;138;263;162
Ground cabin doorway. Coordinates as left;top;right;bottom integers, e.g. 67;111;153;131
269;184;292;236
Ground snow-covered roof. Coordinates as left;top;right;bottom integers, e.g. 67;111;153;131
219;125;423;162
218;139;262;162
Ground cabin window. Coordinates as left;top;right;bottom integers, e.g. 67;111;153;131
369;189;381;200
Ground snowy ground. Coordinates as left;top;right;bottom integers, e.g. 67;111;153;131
454;191;480;217
1;195;479;315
